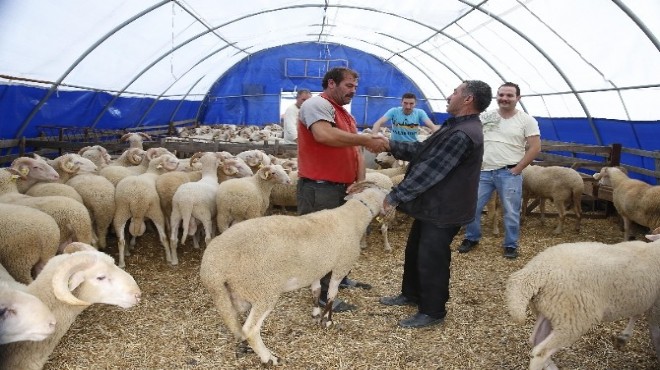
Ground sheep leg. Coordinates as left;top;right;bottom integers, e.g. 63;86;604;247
622;217;632;241
380;222;391;251
572;190;582;232
146;206;171;263
169;210;182;266
614;316;639;349
320;276;342;328
553;200;565;235
539;198;546;225
113;217;129;268
310;280;322;318
243;302;278;365
529;320;592;370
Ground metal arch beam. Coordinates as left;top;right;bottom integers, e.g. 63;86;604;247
612;0;660;52
11;0;171;141
168;75;206;125
458;0;601;144
135;43;235;126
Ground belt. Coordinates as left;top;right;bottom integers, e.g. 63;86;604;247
300;177;348;186
488;164;517;171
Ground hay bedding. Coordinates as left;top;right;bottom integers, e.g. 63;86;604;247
45;209;659;370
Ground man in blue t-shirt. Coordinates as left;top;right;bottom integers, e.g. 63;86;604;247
372;93;438;142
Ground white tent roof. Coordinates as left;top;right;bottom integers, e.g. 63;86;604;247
1;0;659;120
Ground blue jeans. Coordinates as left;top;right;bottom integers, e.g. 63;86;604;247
464;168;523;249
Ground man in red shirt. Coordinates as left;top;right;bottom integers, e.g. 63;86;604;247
297;66;387;312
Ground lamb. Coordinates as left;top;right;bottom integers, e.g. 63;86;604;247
593;166;660;240
100;147;173;186
0;263;57;345
120;132;152;149
521;165;583;234
215;164;291;234
12;156;84;204
78;145;112;168
0;203;60;284
0;168;94;251
169;152;224;265
66;171;116;250
0;243;142;370
108;147;146;167
505;228;660;370
113;152;180;268
236;149;271;173
200;182;387;365
0;281;56;345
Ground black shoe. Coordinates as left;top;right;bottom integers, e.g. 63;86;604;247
398;313;445;328
379;294;417;306
458;239;479;253
339;277;372;290
503;247;519;259
318;298;357;313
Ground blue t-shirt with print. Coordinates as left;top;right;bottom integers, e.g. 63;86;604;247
384;107;430;142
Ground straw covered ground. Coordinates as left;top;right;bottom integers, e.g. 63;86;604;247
45;207;659;370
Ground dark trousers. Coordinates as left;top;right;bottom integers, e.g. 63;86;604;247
401;219;460;318
297;179;349;301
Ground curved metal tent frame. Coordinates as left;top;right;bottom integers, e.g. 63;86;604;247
3;0;659;143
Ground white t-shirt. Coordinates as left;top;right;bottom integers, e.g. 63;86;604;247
480;110;540;170
282;103;301;143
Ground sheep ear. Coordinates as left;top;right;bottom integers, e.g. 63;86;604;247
17;165;30;177
68;271;86;291
260;167;271;180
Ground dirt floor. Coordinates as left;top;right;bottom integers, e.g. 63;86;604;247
45;207;659;370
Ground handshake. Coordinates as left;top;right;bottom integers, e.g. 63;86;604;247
363;133;390;153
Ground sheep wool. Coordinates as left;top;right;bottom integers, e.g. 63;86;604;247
506;230;660;370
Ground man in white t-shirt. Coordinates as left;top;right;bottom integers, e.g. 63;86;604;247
282;89;312;144
458;82;541;259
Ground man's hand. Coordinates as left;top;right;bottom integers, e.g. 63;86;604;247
380;198;397;218
364;134;389;153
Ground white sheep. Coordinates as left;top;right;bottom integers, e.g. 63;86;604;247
594;166;660;240
169;152;224;265
0;243;142;370
66;172;116;250
236;149;271;173
108;147;146;167
521;165;583;234
505;228;660;370
12;156;84;204
0;168;95;251
78;145;112;168
269;170;299;211
215;164;291;234
365;171;395;250
120;132;152;149
200;182;386;365
0;203;60;284
100;147;173;186
0;282;56;345
0;264;56;345
113;152;180;268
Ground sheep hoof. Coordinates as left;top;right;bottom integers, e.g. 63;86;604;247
614;334;630;349
235;341;253;357
261;356;279;367
320;317;334;328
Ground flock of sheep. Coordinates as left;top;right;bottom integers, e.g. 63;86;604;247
1;125;660;369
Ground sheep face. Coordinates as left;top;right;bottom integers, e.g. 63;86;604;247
258;165;291;185
11;157;59;182
0;285;56;344
374;152;396;168
67;254;142;309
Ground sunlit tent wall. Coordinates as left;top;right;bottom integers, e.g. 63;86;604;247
0;0;659;182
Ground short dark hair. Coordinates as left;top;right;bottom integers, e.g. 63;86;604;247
401;92;416;100
296;89;311;97
463;80;493;113
499;82;520;96
322;67;359;89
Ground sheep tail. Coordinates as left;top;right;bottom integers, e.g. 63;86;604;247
505;268;541;323
129;217;147;237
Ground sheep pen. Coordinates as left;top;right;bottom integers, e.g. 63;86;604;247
45;206;659;369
